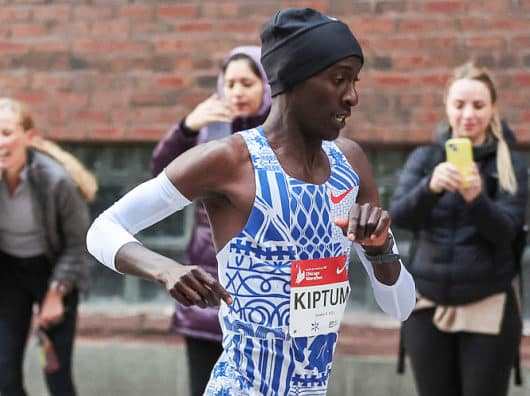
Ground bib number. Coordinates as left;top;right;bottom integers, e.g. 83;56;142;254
289;256;350;337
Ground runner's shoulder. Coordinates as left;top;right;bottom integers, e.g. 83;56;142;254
194;133;251;173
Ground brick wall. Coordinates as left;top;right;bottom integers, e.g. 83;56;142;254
1;0;529;146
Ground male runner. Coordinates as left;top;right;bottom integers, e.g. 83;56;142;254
87;8;415;395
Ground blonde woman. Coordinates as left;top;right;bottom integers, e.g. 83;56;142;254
0;98;93;396
390;63;528;396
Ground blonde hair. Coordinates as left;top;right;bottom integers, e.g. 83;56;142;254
0;97;34;132
0;97;98;201
445;63;517;195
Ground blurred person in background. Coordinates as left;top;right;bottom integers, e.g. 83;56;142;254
0;98;94;396
390;63;528;396
151;45;271;396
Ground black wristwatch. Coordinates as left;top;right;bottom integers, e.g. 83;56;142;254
363;234;401;264
364;252;401;264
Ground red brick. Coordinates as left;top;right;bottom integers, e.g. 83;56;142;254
373;73;412;87
466;36;506;49
349;17;396;35
157;4;199;19
420;36;458;50
367;37;420;51
118;4;154;21
13;91;49;106
49;21;91;38
515;72;530;86
33;4;72;22
177;21;214;33
153;38;187;54
0;73;31;90
130;92;177;107
489;18;529;31
157;76;185;88
202;2;240;18
454;16;486;32
424;1;466;13
237;2;287;18
512;35;530;50
0;6;32;22
9;23;48;38
421;73;452;87
47;127;86;142
73;5;114;21
32;41;69;53
31;73;73;90
90;19;130;39
393;55;434;70
88;128;126;141
218;21;259;34
76;110;110;124
119;107;183;125
73;40;151;55
0;41;29;55
521;110;530;124
280;0;330;13
91;91;131;111
127;127;168;141
474;0;510;13
396;18;447;34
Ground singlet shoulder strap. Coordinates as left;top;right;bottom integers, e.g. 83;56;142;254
324;141;361;189
237;127;283;172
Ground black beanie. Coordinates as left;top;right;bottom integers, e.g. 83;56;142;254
260;8;364;97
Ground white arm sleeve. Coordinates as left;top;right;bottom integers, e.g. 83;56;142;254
86;171;192;273
352;230;416;321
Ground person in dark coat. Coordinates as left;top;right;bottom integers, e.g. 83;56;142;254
0;98;91;396
390;62;528;396
151;45;271;396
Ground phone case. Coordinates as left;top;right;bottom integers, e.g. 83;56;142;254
445;138;473;186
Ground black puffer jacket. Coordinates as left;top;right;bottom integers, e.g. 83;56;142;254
390;124;528;305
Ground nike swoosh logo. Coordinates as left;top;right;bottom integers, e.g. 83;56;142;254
336;263;347;274
330;188;353;204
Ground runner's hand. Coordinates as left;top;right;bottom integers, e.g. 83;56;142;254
160;266;232;308
334;203;391;248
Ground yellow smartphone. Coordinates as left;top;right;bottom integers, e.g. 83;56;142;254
445;138;473;187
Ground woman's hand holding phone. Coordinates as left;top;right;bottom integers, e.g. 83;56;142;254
458;162;482;202
429;161;482;201
429;162;462;193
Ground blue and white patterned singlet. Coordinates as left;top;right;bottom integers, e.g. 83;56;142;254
205;127;360;396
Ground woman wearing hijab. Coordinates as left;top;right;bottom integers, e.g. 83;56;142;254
151;45;271;396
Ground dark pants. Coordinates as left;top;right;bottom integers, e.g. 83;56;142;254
403;290;521;396
185;336;223;396
0;252;79;396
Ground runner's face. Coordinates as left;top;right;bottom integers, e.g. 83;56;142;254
223;59;264;118
288;56;362;141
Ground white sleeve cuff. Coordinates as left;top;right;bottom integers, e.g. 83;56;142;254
352;231;416;321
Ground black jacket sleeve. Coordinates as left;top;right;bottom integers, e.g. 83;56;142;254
389;146;443;231
467;151;528;244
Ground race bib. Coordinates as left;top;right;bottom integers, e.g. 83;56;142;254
289;256;350;337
